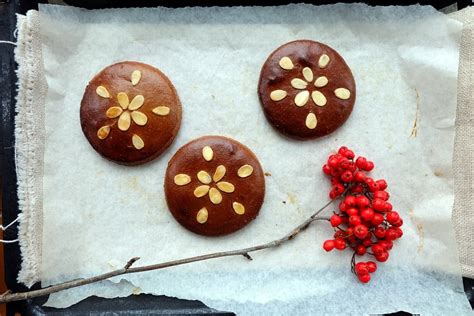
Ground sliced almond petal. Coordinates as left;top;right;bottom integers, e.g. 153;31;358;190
196;207;208;224
209;187;222;204
117;92;129;109
305;112;317;129
232;202;245;215
118;111;131;131
311;91;327;106
106;106;123;118
96;86;110;98
334;88;351;100
318;54;330;68
132;134;144;150
131;111;148;126
128;95;145;111
213;165;226;182
302;67;314;82
294;90;310;107
174;174;191;186
194;185;210;198
314;76;328;88
217;181;235;193
270;90;287;101
279;56;294;70
97;125;110;140
202;146;213;162
197;171;212;184
131;70;141;86
152;106;170;116
237;164;253;178
291;78;308;90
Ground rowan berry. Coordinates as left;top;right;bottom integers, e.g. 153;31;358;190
349;215;362;227
346;207;359;217
348;163;357;172
330;184;345;199
395;227;403;238
376;179;387;190
355;262;369;275
355;245;367;255
328;156;340;168
334;238;346;250
329;190;338;200
368;181;379;192
360;208;375;222
322;164;332;175
380;240;393;251
331;177;342;185
344;195;357;207
386;211;400;224
385;228;399;241
341;170;354;182
323;240;335;252
362;237;373;247
341;148;355;159
354;224;369;239
334;230;345;239
330;214;343;227
356;196;370;208
367;261;377;273
364;161;375;171
351;185;364;194
372;198;386;212
339;201;348;212
338;146;349;155
354;171;366;182
375;251;389;262
371;244;384;256
358;273;371;283
371;213;384;226
340;158;351;170
330;168;341;177
374;226;386;239
392;218;403;227
356;156;367;169
373;190;390;201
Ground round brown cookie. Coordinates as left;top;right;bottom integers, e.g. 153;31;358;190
80;61;182;165
164;136;265;236
258;40;356;140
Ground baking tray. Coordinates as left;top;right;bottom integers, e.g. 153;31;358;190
1;0;473;315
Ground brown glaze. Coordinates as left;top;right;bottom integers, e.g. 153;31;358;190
164;136;265;236
258;40;356;140
80;61;182;165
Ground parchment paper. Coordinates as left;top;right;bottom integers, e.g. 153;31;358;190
23;3;472;314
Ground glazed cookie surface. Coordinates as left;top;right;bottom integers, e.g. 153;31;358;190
258;40;356;139
164;136;265;236
80;61;182;165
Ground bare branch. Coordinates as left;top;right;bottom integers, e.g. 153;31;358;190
124;257;140;270
0;199;334;304
242;253;253;260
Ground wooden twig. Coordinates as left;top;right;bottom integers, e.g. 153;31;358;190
0;199;334;304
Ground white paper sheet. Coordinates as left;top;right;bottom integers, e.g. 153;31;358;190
31;3;472;314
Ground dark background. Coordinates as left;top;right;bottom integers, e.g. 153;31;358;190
1;0;473;315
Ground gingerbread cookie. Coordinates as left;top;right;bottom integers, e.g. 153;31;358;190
258;40;356;139
80;61;182;165
164;136;265;236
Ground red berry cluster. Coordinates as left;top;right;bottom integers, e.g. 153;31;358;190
321;146;403;283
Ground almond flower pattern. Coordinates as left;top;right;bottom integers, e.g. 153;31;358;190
269;54;351;130
173;145;254;224
95;70;171;150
